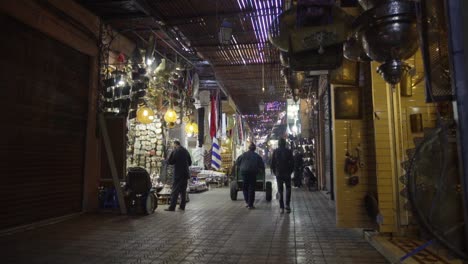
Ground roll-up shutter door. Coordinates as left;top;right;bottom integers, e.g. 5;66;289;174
0;15;89;229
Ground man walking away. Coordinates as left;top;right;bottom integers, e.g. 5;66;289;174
236;143;265;209
271;138;294;214
165;140;192;211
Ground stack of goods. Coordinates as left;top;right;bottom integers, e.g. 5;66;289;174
127;118;165;176
197;170;227;187
188;166;208;192
221;152;233;170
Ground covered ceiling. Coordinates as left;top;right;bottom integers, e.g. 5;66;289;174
78;0;286;117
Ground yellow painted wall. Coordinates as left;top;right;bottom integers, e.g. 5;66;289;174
333;63;378;228
371;50;436;233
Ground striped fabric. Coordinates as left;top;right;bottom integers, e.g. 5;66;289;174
211;138;221;170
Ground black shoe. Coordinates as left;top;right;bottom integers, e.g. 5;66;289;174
164;208;175;211
286;207;291;213
248;206;255;210
178;207;185;211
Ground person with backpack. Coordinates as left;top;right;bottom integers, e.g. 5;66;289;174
236;143;265;209
271;138;294;214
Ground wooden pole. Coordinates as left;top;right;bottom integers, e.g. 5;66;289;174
99;113;127;214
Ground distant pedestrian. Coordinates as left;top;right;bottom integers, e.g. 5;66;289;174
293;149;304;188
271;138;294;214
165;140;192;211
236;143;265;209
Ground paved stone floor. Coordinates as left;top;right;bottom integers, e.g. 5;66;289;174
0;174;387;264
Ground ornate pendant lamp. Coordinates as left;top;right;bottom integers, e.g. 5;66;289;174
343;0;419;86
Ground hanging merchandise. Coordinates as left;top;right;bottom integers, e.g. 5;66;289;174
211;138;221;170
222;113;227;139
210;93;218;139
126;116;165;178
344;122;359;183
197;107;205;147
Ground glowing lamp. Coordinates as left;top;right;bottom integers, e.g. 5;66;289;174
192;122;199;134
164;108;177;123
184;122;198;137
136;106;155;124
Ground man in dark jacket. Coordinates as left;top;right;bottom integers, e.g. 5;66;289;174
236;143;265;209
271;138;294;213
165;140;192;211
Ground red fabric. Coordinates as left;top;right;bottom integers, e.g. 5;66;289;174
210;95;217;138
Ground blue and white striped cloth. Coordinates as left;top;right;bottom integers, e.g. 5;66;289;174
211;138;221;170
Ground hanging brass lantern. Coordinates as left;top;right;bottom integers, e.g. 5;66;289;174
184;121;198;137
192;122;199;134
164;108;177;123
167;122;176;129
136;106;155;124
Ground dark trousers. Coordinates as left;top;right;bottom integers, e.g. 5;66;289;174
169;179;188;210
242;174;256;207
276;174;291;209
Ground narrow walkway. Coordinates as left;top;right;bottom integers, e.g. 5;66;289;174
0;175;387;264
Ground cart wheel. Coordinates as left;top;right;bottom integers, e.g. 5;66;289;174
230;181;238;200
265;181;272;201
144;193;156;215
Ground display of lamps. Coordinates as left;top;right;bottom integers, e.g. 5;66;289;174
136;105;155;124
164;107;178;123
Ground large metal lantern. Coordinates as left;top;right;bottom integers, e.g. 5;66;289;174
343;31;371;62
357;0;387;10
346;0;419;86
360;1;418;63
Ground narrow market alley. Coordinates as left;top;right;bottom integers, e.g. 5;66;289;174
0;174;386;264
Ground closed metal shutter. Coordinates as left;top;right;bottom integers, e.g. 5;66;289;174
0;15;89;229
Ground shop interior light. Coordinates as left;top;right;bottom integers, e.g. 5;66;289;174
219;19;233;45
136;106;155;124
164;108;178;123
146;58;154;66
259;100;265;112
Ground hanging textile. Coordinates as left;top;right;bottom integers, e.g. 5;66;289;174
210;92;217;139
222;113;227;139
211;138;221;170
237;114;243;142
197;107;205;147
